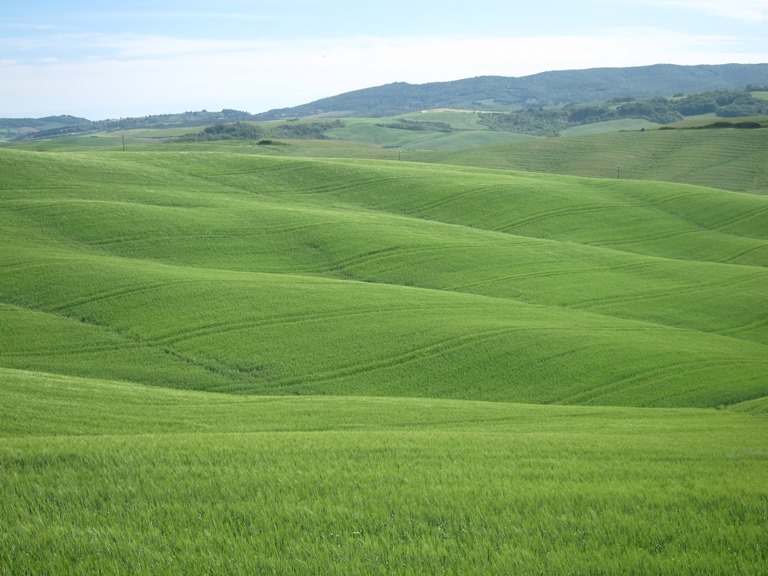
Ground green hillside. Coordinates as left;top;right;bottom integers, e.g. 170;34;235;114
435;128;768;193
1;149;766;406
2;146;767;575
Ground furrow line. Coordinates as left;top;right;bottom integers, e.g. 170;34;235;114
148;304;465;346
405;184;499;214
263;326;525;389
556;358;762;405
569;269;768;310
46;281;191;313
494;205;613;233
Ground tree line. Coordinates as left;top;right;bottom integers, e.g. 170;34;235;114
477;90;768;136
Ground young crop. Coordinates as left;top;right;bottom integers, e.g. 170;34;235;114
1;371;766;575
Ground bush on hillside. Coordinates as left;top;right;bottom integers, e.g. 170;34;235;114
177;122;267;141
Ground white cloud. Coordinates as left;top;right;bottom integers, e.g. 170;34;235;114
1;30;763;118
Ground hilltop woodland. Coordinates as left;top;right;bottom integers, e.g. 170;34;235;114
477;89;768;136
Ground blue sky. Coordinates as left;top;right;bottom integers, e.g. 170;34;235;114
2;0;767;119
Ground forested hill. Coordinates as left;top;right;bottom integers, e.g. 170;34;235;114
255;63;768;119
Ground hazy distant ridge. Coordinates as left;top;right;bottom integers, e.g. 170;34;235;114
255;63;768;119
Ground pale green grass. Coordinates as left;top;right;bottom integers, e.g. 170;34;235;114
324;118;535;150
398;109;490;130
560;119;660;136
1;368;766;575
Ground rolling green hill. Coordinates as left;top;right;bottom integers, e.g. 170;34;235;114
1;149;766;406
435;127;768;193
2;146;767;575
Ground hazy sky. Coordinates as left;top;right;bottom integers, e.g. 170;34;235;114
2;0;767;119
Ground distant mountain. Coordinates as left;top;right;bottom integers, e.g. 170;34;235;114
254;63;768;119
0;115;91;139
1;109;258;141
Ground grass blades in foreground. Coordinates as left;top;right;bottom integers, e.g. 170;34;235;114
1;368;766;575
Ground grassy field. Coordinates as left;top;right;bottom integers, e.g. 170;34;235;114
2;149;766;404
2;368;766;575
1;143;767;573
434;127;768;193
322;113;537;151
9;118;767;194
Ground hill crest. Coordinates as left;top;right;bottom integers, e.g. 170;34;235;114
254;63;768;119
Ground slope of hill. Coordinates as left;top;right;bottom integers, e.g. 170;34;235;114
434;127;768;194
2;146;767;574
1;149;766;407
254;63;768;119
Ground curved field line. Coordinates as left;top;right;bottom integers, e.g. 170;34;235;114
402;184;502;215
261;326;527;389
556;358;764;405
147;304;471;347
46;280;191;312
323;245;462;274
569;269;768;310
587;228;701;249
719;242;768;265
704;205;768;235
601;185;768;248
493;205;614;233
718;318;768;340
260;324;687;392
648;191;710;206
447;260;660;292
447;261;657;292
0;303;261;380
291;175;406;196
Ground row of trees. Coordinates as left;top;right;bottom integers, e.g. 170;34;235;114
176;120;344;142
176;122;266;141
477;90;768;136
10;109;259;141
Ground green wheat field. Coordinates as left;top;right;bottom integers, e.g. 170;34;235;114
1;137;767;574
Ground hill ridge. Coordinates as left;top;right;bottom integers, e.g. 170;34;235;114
255;63;768;119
